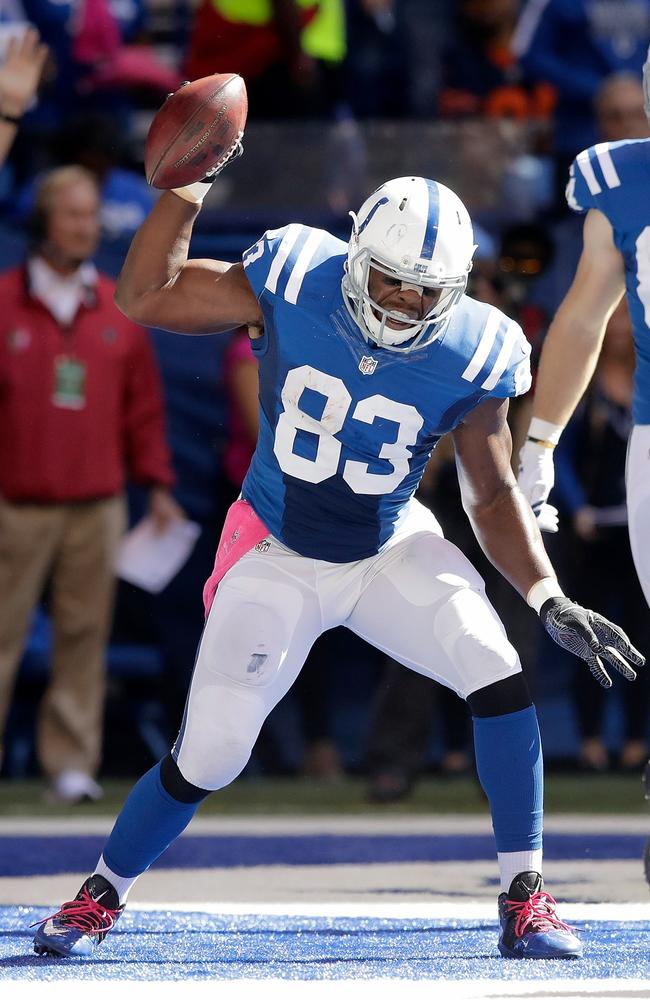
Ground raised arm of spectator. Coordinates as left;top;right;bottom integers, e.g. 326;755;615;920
0;27;47;166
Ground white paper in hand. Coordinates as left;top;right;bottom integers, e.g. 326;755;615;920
115;517;201;593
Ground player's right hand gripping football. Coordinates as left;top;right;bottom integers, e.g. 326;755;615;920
517;438;559;533
144;73;247;202
540;597;645;688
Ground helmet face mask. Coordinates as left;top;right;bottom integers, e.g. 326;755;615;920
342;177;476;353
644;44;650;124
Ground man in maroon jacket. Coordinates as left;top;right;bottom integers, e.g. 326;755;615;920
0;165;182;803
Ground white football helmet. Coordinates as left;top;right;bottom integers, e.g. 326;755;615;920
342;176;476;352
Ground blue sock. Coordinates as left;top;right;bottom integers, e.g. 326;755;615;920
473;704;543;853
102;761;202;878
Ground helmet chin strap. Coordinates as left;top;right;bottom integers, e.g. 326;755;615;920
366;280;426;344
342;244;466;352
363;299;425;346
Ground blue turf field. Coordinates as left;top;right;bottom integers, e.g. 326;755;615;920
2;908;650;981
1;825;649;986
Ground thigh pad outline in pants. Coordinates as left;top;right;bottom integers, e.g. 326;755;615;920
174;550;323;789
347;531;521;699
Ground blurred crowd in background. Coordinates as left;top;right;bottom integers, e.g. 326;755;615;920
1;0;649;803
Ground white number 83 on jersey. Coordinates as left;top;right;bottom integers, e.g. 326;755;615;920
273;365;424;495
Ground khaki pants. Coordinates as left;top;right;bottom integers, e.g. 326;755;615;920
0;496;126;778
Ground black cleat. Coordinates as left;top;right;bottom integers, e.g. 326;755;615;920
498;871;582;959
33;874;123;957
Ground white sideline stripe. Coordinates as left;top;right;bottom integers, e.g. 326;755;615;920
264;223;301;293
481;320;519;390
6;982;650;999
1;814;648;834
284;228;322;303
593;142;621;189
461;309;501;383
576;149;602;195
130;901;650;921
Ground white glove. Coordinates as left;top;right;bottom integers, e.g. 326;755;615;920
518;437;559;533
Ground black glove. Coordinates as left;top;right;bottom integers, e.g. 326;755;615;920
540;597;645;688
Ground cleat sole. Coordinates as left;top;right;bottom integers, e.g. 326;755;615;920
34;945;65;958
498;943;583;960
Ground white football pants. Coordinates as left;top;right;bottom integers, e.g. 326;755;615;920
174;499;522;790
626;424;650;607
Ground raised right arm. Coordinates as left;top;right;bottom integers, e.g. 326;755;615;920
114;191;263;336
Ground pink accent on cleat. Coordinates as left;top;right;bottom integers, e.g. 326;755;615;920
32;884;122;939
503;889;573;938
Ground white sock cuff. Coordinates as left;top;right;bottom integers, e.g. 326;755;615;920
498;849;544;893
94;855;140;905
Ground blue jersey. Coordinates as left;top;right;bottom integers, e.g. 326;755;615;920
241;225;531;561
566;138;650;424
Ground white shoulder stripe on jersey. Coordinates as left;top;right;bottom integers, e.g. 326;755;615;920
565;170;584;212
576;149;602;195
461;308;502;383
284;229;323;304
481;320;520;391
593;142;621;189
265;224;302;294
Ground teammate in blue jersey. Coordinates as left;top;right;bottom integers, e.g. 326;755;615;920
32;163;643;963
519;47;650;610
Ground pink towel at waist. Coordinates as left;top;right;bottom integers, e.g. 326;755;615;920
203;498;269;616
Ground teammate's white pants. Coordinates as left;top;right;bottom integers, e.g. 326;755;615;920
626;424;650;608
174;500;522;790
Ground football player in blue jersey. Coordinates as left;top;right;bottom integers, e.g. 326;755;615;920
519;47;650;609
32;165;643;962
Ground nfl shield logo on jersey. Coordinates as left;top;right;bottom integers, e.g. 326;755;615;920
359;355;378;375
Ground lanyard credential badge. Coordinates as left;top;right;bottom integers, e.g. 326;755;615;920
52;355;86;410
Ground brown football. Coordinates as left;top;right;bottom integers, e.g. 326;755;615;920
144;73;248;189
